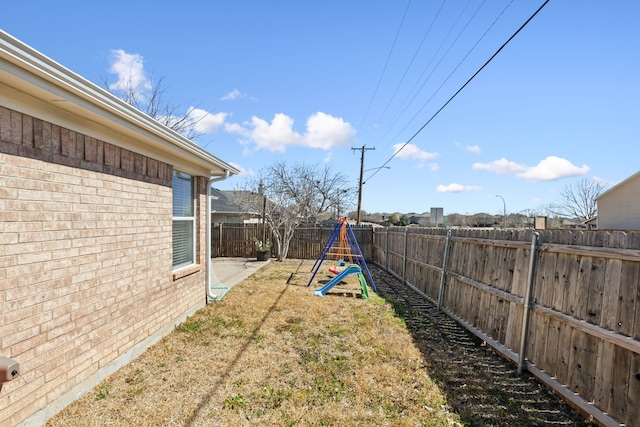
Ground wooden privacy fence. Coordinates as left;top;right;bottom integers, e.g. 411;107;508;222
373;227;640;427
211;223;373;260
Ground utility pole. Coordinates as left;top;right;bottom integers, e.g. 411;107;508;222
352;145;375;225
496;194;506;230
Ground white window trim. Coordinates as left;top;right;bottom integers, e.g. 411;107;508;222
172;172;197;272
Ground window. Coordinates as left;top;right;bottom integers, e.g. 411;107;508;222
172;170;195;270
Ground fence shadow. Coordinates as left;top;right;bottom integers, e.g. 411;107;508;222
371;265;595;427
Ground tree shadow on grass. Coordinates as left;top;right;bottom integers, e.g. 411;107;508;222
371;265;595;427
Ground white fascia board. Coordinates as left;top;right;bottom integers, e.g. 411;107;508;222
0;30;240;178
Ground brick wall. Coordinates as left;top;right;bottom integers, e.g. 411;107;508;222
0;107;208;426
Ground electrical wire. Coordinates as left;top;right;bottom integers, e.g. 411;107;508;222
382;0;489;144
364;0;550;185
358;0;412;134
384;0;515;148
371;0;448;130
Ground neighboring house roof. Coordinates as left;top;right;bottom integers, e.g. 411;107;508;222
210;189;260;215
596;169;640;201
211;189;250;214
0;30;240;178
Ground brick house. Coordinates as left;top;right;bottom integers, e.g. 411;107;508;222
596;170;640;230
0;31;239;426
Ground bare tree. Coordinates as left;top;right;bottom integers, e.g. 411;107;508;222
105;74;204;140
240;161;354;261
555;178;608;222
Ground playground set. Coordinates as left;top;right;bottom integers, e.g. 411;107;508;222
307;218;376;298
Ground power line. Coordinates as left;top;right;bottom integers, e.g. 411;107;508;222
371;0;447;130
358;1;412;134
383;0;516;149
365;0;550;184
382;0;489;144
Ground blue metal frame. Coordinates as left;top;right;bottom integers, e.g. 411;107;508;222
306;218;376;292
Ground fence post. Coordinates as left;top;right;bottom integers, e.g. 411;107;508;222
437;229;452;311
518;231;540;375
385;227;389;272
402;228;409;286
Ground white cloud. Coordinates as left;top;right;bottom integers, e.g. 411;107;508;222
473;156;589;182
107;50;229;137
472;158;527;175
225;112;356;152
107;49;151;95
228;162;253;177
304;112;355;149
156;107;227;137
224;122;250;137
248;114;302;152
428;163;439;171
187;107;227;134
220;89;246;101
392;143;439;161
517;156;589;182
436;183;482;193
465;144;482;154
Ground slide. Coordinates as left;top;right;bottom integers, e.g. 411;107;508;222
357;273;369;299
314;264;362;296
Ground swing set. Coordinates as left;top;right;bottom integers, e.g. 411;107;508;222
307;217;376;297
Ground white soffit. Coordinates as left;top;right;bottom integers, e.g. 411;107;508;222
0;30;240;178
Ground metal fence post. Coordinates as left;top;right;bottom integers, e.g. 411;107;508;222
402;228;409;286
385;227;389;272
518;231;540;375
437;229;452;311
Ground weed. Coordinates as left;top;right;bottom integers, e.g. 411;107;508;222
382;400;407;419
127;386;145;397
261;385;290;409
296;347;320;364
95;383;110;401
252;333;267;342
387;297;409;318
312;374;346;402
229;313;244;328
279;316;304;335
175;318;204;334
328;325;346;338
125;369;144;384
224;394;248;409
210;314;245;330
279;362;293;376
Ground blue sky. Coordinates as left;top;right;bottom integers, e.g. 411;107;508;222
3;1;639;217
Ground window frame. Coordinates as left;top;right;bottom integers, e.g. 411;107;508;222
172;170;196;271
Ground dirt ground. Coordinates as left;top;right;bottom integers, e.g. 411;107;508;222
46;260;594;426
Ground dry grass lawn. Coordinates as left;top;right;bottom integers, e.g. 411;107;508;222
46;260;460;426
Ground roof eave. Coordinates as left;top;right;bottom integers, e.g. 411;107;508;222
0;30;240;178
